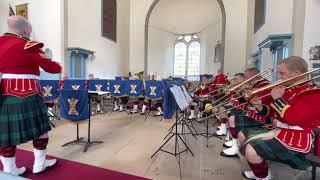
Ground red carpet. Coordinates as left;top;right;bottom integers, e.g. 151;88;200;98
0;149;150;180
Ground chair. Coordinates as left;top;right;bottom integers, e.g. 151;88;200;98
125;80;143;117
88;79;110;114
109;79;128;115
144;80;164;121
306;127;320;180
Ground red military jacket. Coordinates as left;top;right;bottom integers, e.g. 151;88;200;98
245;79;273;123
213;74;229;85
270;84;320;153
0;33;62;98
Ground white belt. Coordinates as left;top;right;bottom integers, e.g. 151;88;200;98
276;120;304;130
0;73;39;80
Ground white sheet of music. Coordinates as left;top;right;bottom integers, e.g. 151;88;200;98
180;85;193;104
170;85;189;111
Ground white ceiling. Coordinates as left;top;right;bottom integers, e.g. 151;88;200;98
149;0;222;34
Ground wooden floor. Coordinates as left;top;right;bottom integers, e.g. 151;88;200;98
19;111;318;180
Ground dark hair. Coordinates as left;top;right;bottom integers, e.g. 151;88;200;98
279;56;308;73
234;73;245;78
245;67;260;76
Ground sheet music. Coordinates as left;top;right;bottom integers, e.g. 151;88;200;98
170;85;189;110
88;91;110;95
180;85;192;104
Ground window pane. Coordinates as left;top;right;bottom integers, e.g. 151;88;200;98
174;42;187;76
184;35;192;42
188;41;200;76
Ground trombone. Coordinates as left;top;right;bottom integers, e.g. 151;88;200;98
198;68;320;122
243;68;320;99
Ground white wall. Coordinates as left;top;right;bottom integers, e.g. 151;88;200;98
130;0;154;74
0;0;63;65
246;0;293;70
223;0;249;74
302;0;320;61
130;0;250;76
68;0;130;79
199;20;222;75
148;27;175;78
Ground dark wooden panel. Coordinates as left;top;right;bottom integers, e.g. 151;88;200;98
254;0;265;33
102;0;117;42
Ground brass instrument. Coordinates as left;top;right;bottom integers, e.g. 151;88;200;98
225;66;277;94
197;68;320;122
243;68;320;99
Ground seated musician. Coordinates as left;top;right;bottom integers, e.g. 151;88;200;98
221;67;272;157
140;73;164;116
214;73;245;136
188;74;212;119
242;56;320;180
211;69;230;97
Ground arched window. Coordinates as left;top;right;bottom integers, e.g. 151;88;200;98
102;0;117;42
174;35;200;78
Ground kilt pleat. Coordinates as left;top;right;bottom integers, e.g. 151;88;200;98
249;138;310;170
0;95;51;147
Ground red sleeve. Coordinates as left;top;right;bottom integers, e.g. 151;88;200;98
281;91;320;125
31;48;62;74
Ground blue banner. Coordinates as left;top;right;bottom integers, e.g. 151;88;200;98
40;80;60;101
88;79;109;92
60;89;89;121
63;79;87;90
125;80;143;97
163;80;176;119
145;80;163;99
109;80;126;96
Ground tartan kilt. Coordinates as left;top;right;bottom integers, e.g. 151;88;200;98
248;138;310;170
0;95;51;147
235;113;262;132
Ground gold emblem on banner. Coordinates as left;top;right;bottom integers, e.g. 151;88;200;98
130;84;137;94
95;84;102;92
72;85;80;90
114;85;120;93
150;86;157;96
43;86;52;97
68;97;79;115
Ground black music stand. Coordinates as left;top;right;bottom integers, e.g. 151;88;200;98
61;91;103;152
151;85;194;158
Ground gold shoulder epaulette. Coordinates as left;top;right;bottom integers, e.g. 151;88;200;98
24;41;44;50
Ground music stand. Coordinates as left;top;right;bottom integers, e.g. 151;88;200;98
61;90;103;152
151;85;194;158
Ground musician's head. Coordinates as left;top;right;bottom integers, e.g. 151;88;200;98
217;68;223;75
244;67;260;84
234;73;245;85
278;56;308;85
7;15;32;39
88;73;94;79
202;74;211;85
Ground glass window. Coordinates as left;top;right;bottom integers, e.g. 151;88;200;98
174;35;200;77
174;42;187;76
188;41;200;76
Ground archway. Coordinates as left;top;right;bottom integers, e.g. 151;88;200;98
144;0;226;74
